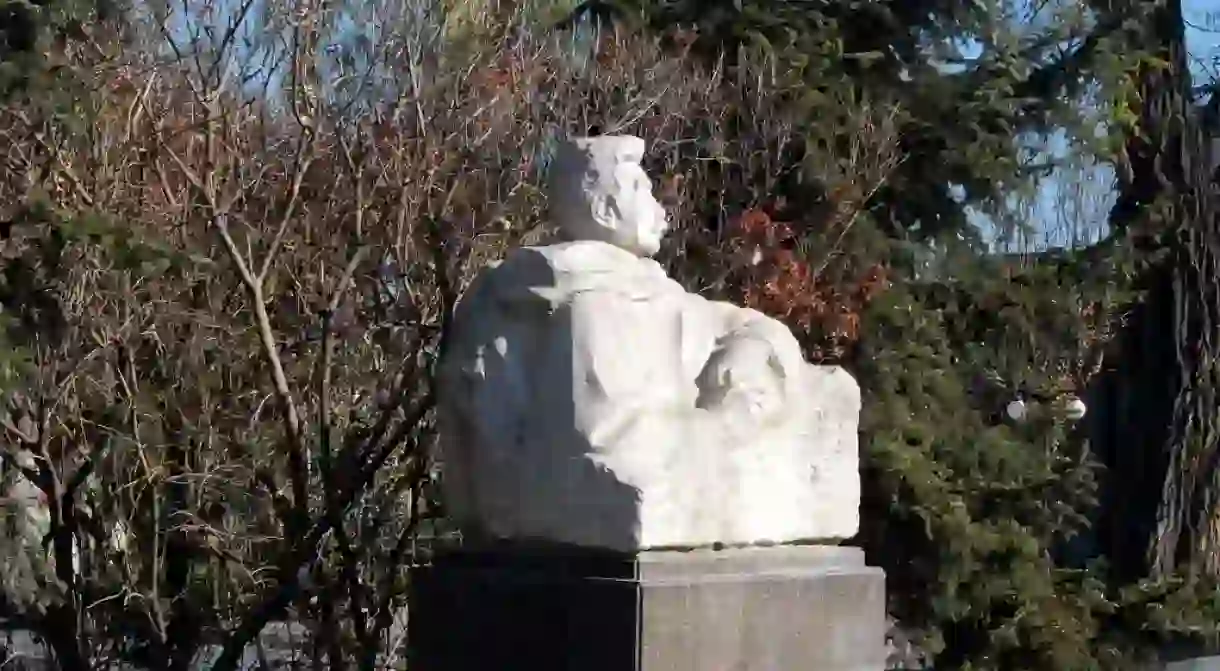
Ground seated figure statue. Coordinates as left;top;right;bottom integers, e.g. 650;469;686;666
436;135;861;552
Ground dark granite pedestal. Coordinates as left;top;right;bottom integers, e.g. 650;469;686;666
408;544;886;671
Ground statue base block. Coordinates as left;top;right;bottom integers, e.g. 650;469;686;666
408;544;886;671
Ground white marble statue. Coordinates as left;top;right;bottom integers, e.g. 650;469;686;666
436;134;861;552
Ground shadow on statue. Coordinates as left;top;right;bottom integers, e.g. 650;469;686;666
419;243;651;670
438;244;655;551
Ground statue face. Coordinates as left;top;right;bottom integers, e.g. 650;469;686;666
550;135;670;257
607;160;669;257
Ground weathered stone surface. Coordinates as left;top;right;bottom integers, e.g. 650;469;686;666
437;134;861;551
408;544;887;671
1167;659;1220;671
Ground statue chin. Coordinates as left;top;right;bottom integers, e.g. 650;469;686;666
436;134;862;553
614;228;663;258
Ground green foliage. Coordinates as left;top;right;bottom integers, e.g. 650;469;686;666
854;236;1220;668
0;0;109;99
858;268;1097;667
0;0;1213;666
609;1;1218;664
627;0;1137;243
0;0;41;92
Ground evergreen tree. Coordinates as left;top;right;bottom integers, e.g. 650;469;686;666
856;242;1145;668
611;0;1220;664
623;0;1132;242
1087;0;1220;584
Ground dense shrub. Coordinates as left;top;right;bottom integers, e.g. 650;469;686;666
0;0;1216;668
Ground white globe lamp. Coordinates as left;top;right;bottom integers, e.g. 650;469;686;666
1063;395;1087;421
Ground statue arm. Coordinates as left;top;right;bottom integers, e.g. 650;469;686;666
700;299;807;386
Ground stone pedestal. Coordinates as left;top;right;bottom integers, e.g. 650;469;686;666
408;544;886;671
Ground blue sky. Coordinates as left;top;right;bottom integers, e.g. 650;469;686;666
996;0;1220;252
1186;0;1220;71
161;0;1220;251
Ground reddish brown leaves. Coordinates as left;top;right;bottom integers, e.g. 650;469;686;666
725;208;888;362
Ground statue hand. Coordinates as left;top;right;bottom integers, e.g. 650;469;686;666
695;336;786;423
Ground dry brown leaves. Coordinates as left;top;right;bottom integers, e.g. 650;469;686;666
727;208;889;362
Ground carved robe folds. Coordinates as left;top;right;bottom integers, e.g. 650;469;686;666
438;239;861;552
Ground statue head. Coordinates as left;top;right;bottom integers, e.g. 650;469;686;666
548;134;669;257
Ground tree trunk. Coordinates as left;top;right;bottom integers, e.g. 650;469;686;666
1094;0;1220;579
